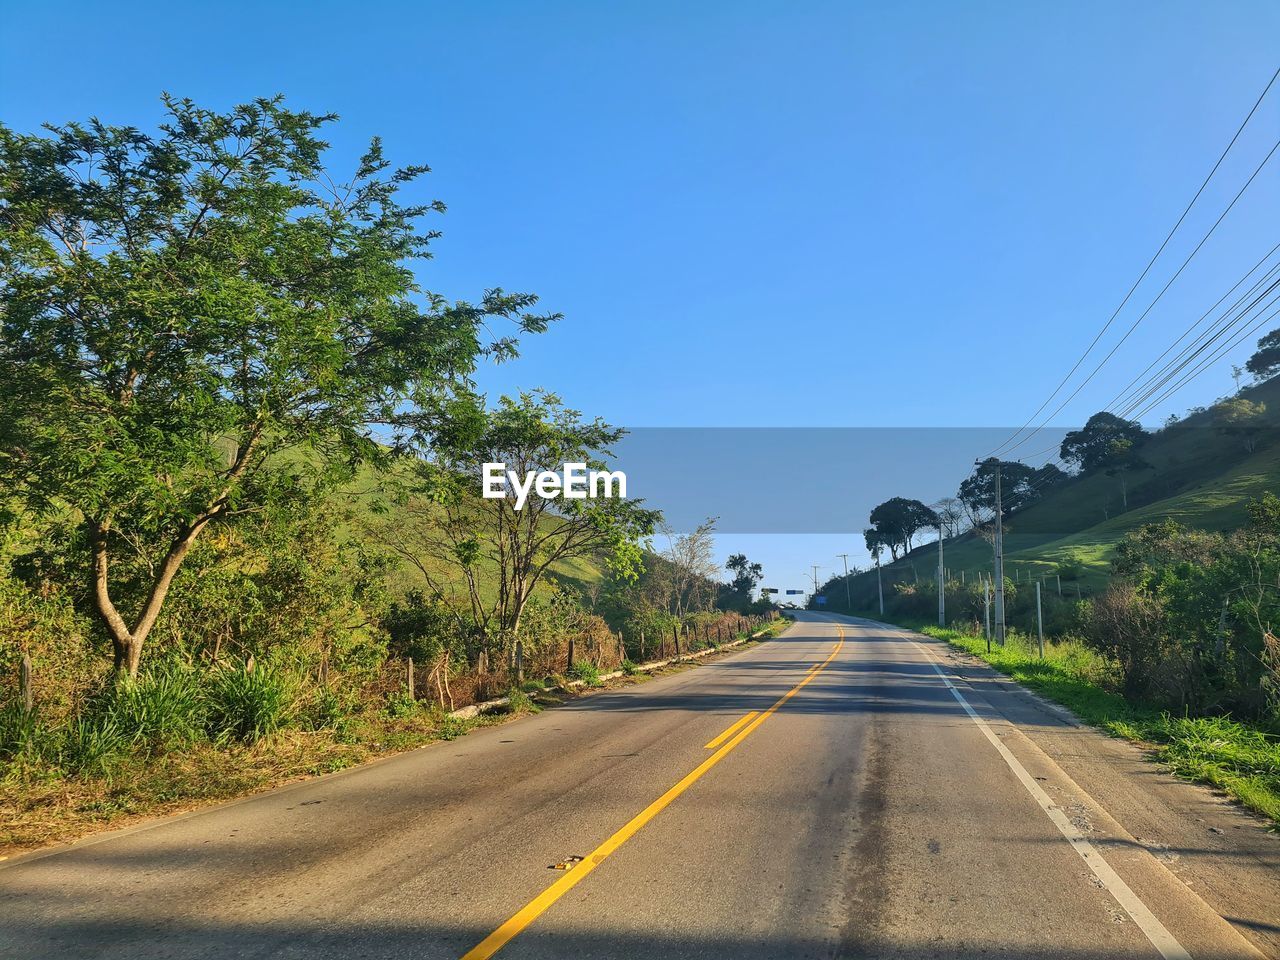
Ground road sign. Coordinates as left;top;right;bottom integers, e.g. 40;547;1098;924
815;595;827;606
761;587;779;594
785;589;803;595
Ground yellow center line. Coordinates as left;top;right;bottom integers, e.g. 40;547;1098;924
460;627;845;960
703;711;759;750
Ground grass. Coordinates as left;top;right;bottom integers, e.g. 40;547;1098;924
829;375;1280;605
1;617;791;857
919;624;1280;827
0;706;493;858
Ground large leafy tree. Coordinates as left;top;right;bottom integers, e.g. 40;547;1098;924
375;392;660;665
1213;398;1268;453
1059;412;1148;473
957;458;1046;525
0;96;553;675
863;527;886;564
867;497;937;560
725;553;764;599
1245;327;1280;382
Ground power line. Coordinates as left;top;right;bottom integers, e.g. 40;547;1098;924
1106;241;1280;413
1116;273;1280;419
984;66;1280;461
1006;271;1280;476
1005;269;1280;470
1127;296;1280;422
996;135;1280;459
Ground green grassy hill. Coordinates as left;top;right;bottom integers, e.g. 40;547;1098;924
829;375;1280;608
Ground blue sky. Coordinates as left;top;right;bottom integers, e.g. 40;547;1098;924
4;1;1278;587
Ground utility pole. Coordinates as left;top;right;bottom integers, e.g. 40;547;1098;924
838;554;851;611
811;564;821;604
1035;580;1044;658
983;578;991;652
875;555;884;616
936;523;945;627
991;460;1007;646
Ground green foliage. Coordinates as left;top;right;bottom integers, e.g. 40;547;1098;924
300;687;357;737
567;661;602;686
1056;558;1087;581
1246;327;1280;381
384;591;471;664
205;665;294;744
383;690;421;719
958;458;1047;522
92;663;205;749
400;391;661;665
1090;512;1280;716
0;94;552;674
1213;398;1268;453
505;688;538;713
620;658;638;675
868;497;938;560
1059;411;1148;473
58;715;130;775
725;553;763;601
924;625;1280;825
0;700;42;763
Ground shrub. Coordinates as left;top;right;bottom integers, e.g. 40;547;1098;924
94;662;205;750
300;687;356;733
1083;583;1171;699
383;690;420;719
59;715;129;775
505;688;537;713
620;658;638;676
1056;558;1087;581
205;665;293;744
0;699;41;762
567;661;601;686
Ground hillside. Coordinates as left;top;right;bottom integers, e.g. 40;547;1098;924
827;374;1280;608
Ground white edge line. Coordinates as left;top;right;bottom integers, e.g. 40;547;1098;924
911;640;1192;960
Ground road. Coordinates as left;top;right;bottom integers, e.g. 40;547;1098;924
1;612;1276;959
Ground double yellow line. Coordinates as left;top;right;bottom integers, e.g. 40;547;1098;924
461;628;845;960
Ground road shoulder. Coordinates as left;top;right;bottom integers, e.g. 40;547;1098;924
898;622;1280;959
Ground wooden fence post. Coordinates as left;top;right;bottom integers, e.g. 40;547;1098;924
19;653;33;714
672;623;680;657
407;657;415;699
515;639;524;685
567;637;575;672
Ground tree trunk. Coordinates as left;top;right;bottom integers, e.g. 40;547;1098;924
90;514;210;678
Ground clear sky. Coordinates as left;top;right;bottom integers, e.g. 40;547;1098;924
4;1;1278;588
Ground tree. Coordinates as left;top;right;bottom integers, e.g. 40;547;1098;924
659;517;721;616
932;497;966;539
863;528;885;565
1245;328;1280;382
957;458;1043;525
867;497;937;560
378;392;659;665
1213;398;1268;453
726;553;764;600
1059;412;1148;473
1102;439;1151;511
0;96;554;675
1031;463;1067;491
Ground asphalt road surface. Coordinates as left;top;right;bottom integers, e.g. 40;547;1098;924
1;612;1276;959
